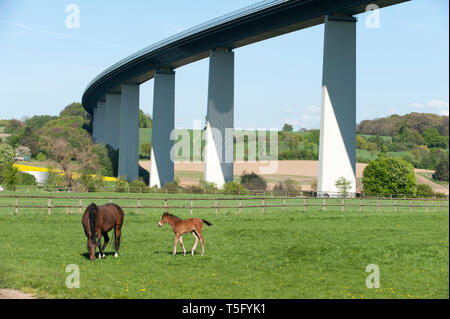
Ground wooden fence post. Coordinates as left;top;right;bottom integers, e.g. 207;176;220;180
164;199;168;211
304;198;306;212
15;196;18;214
239;200;242;213
138;199;141;214
48;198;52;215
394;200;397;212
262;199;265;213
190;200;193;215
79;198;82;214
215;200;218;215
341;199;344;212
360;198;363;212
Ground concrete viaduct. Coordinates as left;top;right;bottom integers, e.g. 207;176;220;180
82;0;409;193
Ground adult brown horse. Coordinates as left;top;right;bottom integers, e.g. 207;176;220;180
82;203;124;260
158;211;212;256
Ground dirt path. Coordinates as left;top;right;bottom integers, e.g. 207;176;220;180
0;288;36;299
415;169;449;195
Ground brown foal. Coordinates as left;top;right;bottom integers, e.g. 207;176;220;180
158;211;212;256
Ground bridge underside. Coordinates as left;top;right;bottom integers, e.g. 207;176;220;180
85;0;409;188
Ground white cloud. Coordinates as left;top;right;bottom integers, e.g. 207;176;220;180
409;102;424;108
305;105;320;114
428;100;448;109
408;99;449;115
279;105;321;129
387;107;397;114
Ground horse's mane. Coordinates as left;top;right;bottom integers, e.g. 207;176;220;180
167;213;182;220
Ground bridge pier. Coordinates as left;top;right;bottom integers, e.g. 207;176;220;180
118;83;140;181
104;93;121;150
92;101;106;144
150;69;176;188
318;15;357;195
204;49;234;189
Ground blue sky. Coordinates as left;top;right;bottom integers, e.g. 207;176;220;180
0;0;448;130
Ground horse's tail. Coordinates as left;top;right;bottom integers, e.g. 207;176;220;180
202;219;212;226
87;203;98;244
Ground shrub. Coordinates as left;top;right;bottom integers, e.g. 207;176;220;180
35;152;47;162
1;164;19;191
198;178;218;193
163;181;180;193
77;171;104;192
416;184;434;196
223;181;247;195
433;157;449;182
129;180;150;193
283;179;302;191
335;176;352;197
93;144;114;177
310;178;318;191
44;167;65;190
18;171;37;186
240;171;267;191
0;144;15;168
115;178;129;193
362;156;417;196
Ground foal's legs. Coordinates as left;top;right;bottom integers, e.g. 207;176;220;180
179;235;187;256
173;235;180;255
197;230;205;256
191;231;199;256
114;224;122;258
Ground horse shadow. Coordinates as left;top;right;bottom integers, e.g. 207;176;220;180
80;251;117;260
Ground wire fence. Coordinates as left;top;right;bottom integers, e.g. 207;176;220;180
0;193;448;215
9;184;450;200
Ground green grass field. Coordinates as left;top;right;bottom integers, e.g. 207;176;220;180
0;191;448;299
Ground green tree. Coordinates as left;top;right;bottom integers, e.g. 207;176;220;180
305;129;320;145
356;135;368;150
282;123;293;132
25;115;58;130
1;164;19;190
422;127;447;148
139;110;152;128
60;102;89;119
335;176;352;197
240;171;267;191
0;143;15;168
223;181;247;195
433;157;449;181
141;142;151;159
362;156;417;196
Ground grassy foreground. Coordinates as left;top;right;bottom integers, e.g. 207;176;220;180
0;195;448;299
